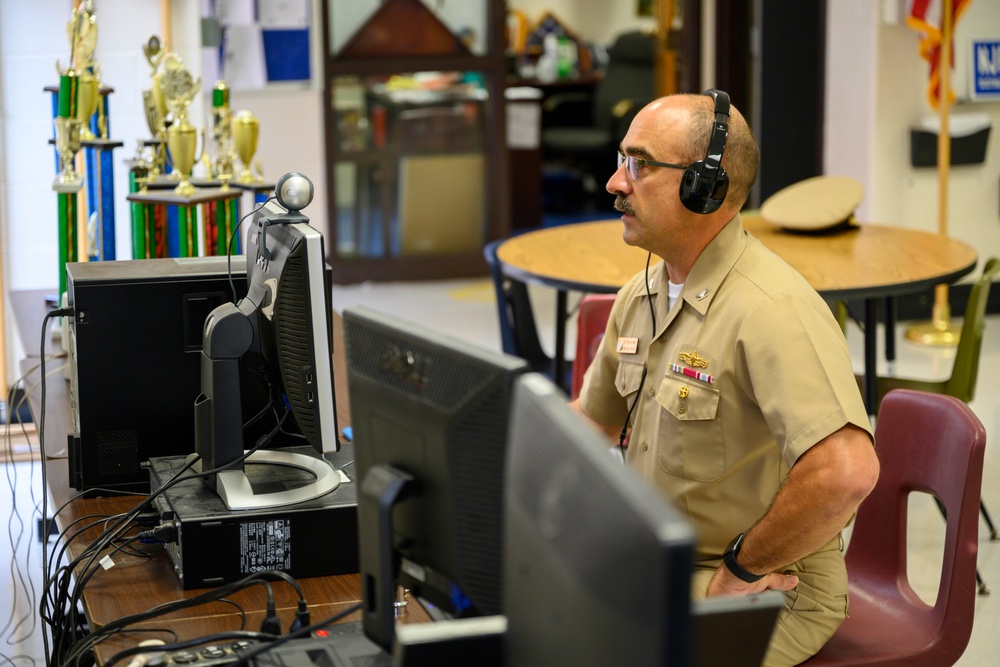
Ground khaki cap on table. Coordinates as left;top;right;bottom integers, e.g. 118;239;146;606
760;175;864;232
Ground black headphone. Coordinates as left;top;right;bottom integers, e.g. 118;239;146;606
679;89;731;214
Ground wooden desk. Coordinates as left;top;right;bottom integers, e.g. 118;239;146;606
17;312;415;666
495;215;978;412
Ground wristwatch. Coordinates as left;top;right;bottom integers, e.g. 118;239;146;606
722;533;764;583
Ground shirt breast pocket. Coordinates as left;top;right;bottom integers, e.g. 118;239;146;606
655;374;725;482
614;359;646;401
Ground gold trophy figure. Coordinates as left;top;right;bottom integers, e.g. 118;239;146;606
143;37;169;123
55;0;101;137
141;89;162;172
233;110;262;184
208;81;235;188
53;117;84;192
57;0;97;76
211;109;235;190
141;36;168;178
160;53;202;195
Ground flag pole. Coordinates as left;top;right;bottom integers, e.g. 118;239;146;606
906;0;962;346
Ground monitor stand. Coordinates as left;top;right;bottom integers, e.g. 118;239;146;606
187;449;341;511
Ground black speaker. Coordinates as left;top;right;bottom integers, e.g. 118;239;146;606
66;257;267;493
679;89;731;214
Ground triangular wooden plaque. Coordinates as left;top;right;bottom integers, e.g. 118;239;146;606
338;0;471;59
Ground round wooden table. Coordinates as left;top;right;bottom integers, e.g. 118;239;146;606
496;215;978;412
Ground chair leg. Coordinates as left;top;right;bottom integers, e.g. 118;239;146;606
935;497;991;595
980;498;1000;541
978;570;991;596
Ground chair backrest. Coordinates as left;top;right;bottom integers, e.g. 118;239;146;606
846;389;986;655
594;31;656;134
944;256;1000;402
483;239;551;375
570;294;617;399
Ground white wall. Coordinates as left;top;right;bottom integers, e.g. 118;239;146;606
826;0;1000;268
0;0;326;379
823;0;878;222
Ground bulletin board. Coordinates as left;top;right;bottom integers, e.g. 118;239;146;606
206;0;312;89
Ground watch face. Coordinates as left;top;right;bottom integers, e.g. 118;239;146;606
726;533;743;556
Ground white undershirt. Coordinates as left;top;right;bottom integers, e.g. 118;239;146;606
667;281;684;312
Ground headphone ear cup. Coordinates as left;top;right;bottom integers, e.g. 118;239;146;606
709;167;730;205
679;163;729;214
679;163;703;208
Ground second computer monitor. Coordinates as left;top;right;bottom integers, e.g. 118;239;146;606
504;373;697;666
343;306;529;649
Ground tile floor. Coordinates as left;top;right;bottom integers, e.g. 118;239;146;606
2;277;999;665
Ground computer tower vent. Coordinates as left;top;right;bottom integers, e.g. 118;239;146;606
95;429;140;476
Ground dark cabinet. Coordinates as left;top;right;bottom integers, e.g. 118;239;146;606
320;0;509;284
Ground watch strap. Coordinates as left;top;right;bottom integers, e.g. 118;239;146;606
723;533;764;583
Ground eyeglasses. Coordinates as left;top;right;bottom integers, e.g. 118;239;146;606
617;150;689;180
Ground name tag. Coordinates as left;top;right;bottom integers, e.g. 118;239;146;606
617;337;639;354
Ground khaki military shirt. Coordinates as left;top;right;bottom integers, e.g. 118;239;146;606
579;214;873;563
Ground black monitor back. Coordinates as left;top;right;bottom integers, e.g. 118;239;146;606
504;373;697;666
66;257;274;492
343;306;528;647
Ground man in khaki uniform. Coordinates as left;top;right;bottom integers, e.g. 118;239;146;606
572;91;880;666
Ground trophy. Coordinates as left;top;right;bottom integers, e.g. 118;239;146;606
161;53;202;195
76;71;100;140
233;110;262;184
208;81;234;189
56;0;100;139
141;36;168;177
53;117;84;192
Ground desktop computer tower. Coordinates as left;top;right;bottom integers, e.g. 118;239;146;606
66;257;269;493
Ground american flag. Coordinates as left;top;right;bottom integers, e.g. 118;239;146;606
906;0;973;109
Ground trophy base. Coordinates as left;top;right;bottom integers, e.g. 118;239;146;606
173;180;197;197
904;319;962;347
53;175;84;193
236;170;263;185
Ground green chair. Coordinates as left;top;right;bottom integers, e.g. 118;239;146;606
870;257;1000;408
866;257;1000;594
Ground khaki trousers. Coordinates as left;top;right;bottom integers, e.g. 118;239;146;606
690;540;848;667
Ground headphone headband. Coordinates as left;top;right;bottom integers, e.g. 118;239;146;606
679;89;731;214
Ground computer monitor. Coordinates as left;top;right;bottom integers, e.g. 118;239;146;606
190;183;341;511
342;306;529;650
503;373;697;666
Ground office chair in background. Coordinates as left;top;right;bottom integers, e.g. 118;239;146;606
541;30;656;209
800;389;986;666
570;293;617;399
483;239;553;377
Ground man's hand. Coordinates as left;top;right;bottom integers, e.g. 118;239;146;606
705;563;799;598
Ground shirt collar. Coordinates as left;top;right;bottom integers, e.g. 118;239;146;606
625;213;747;312
680;212;747;315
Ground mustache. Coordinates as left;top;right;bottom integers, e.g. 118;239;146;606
614;196;634;215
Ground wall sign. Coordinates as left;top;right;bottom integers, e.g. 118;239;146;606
971;40;1000;100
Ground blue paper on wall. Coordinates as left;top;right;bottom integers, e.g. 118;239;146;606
262;29;310;82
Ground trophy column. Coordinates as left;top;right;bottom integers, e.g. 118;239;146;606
203;81;242;255
199;197;241;256
127;189;242;258
49;73;84;296
129;169;164;259
82;86;123;261
47;83;123;265
48;0;120;293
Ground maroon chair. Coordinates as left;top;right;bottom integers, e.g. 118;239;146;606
570;294;617;399
800;389;986;666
